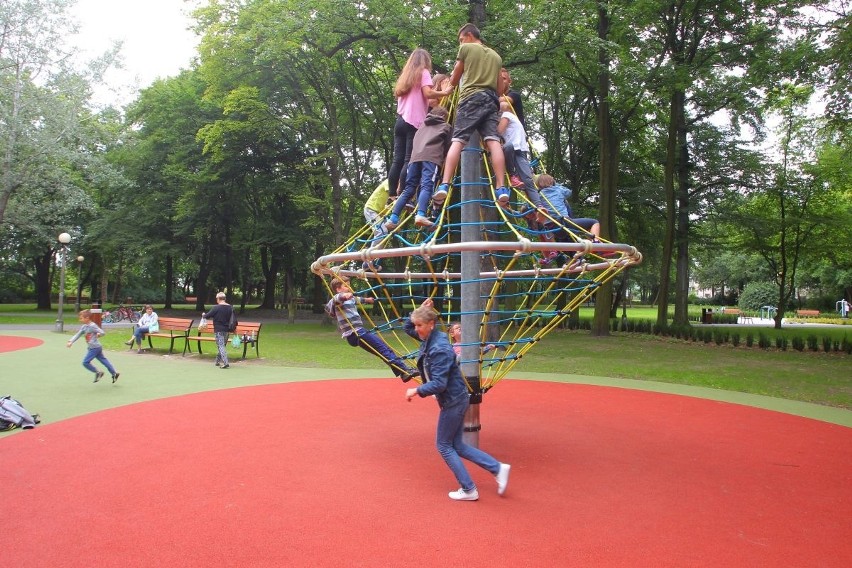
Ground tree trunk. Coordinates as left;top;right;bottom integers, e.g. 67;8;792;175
164;254;174;309
259;245;280;310
592;2;616;337
673;91;691;325
35;251;53;310
658;89;681;327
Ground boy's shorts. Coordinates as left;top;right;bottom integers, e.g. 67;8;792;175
451;90;501;144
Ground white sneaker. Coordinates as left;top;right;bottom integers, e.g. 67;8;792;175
496;463;511;495
448;488;479;501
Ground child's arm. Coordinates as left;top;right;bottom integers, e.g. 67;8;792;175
67;328;83;347
423;83;454;100
449;58;464;86
497;113;510;136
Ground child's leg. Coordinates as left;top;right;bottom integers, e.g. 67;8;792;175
515;153;544;208
357;331;414;377
440;95;480;186
571;218;600;239
364;206;381;235
82;348;99;374
416;162;439;214
440;140;464;185
94;349;117;376
413;163;439;228
503;142;517;176
387;162;421;225
484;137;506;190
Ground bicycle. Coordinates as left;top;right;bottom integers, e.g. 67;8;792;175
102;304;142;324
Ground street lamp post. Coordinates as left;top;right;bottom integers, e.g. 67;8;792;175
56;232;71;333
75;255;85;313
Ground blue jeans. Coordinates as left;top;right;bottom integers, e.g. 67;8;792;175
347;329;412;377
436;398;500;492
82;346;116;376
133;326;151;346
388;115;417;195
391;161;439;219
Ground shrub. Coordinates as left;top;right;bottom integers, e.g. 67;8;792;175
791;336;804;351
822;336;832;353
758;333;770;349
738;281;778;312
746;332;754;347
807;335;819;352
843;336;851;354
731;332;740;347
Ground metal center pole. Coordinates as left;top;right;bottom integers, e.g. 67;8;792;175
56;245;67;333
460;133;482;447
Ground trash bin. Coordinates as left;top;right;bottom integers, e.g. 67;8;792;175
90;301;102;327
701;308;713;324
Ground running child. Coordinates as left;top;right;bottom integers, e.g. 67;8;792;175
67;309;120;383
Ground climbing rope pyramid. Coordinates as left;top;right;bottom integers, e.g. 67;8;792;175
312;162;642;393
313;93;642;393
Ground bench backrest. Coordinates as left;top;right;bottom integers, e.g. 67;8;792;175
156;317;194;332
197;321;261;336
235;322;262;337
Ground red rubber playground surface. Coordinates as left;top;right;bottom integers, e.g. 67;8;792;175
1;376;850;567
0;335;42;353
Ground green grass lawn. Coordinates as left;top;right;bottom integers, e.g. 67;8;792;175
4;304;849;410
94;321;851;410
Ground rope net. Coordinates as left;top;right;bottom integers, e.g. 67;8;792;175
312;149;642;393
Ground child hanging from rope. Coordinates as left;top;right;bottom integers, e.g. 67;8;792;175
532;174;603;265
326;279;420;382
383;75;453;231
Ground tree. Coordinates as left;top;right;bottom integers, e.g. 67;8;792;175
727;83;837;327
0;0;116;227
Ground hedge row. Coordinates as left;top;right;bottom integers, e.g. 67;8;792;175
558;317;851;354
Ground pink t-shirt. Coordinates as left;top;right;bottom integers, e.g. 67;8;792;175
396;68;433;129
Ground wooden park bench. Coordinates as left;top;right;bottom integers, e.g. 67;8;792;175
193;321;263;359
131;317;194;355
796;309;820;318
721;307;754;323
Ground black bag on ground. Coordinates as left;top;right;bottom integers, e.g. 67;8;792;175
0;396;40;431
228;308;238;332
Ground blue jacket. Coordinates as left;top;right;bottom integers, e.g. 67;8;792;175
404;318;469;409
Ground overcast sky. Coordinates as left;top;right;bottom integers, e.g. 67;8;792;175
69;0;199;106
